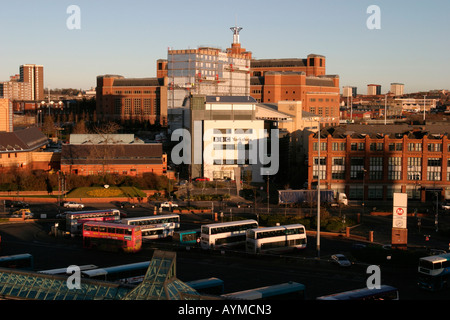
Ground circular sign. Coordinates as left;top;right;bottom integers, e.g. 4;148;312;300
396;208;404;215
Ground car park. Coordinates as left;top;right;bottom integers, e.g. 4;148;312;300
331;254;352;267
63;202;85;209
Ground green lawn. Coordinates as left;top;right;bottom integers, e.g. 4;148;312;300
65;186;146;198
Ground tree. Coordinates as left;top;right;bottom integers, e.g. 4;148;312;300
42;115;56;137
72;119;88;134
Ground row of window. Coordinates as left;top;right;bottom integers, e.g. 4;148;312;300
313;156;450;181
313;142;450;152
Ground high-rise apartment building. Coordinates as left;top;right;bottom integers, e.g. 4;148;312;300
20;64;44;101
367;84;382;96
391;83;404;96
0;64;44;102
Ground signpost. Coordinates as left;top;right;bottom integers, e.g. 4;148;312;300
392;193;408;249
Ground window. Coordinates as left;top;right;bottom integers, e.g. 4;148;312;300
332;157;345;180
350;157;365;180
124;98;132;114
407;157;422;180
143;99;152;115
369;157;383;180
313;157;326;180
134;99;141;115
388;157;402;180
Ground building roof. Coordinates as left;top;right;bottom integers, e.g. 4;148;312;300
69;134;144;145
315;124;450;139
251;58;307;68
113;78;164;87
205;96;257;103
0;127;48;153
61;144;163;165
256;103;293;121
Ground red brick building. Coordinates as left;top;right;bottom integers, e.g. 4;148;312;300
96;71;168;126
60;143;168;177
308;124;450;202
250;55;340;126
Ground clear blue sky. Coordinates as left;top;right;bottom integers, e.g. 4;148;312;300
0;0;448;94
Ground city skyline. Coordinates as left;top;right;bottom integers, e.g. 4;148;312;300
0;0;449;93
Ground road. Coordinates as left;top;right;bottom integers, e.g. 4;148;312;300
0;201;448;300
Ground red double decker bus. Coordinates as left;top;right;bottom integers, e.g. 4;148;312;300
82;221;142;253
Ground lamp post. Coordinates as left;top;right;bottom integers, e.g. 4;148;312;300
362;168;367;216
423;95;426;121
317;123;321;258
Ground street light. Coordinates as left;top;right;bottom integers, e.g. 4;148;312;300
362;168;367;216
317;123;321;258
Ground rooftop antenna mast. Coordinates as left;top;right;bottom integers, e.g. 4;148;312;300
230;16;243;44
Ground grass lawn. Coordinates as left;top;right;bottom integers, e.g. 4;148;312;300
66;186;147;198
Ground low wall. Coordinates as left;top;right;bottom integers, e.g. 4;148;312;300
370;211;427;217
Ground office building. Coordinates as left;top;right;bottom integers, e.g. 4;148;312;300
307;124;450;202
95;74;168;126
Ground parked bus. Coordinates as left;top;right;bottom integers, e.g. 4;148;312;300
173;229;201;245
221;282;305;300
186;277;225;295
38;264;98;275
82;261;150;284
246;224;307;254
66;209;121;234
0;253;34;270
200;220;258;250
316;285;399;300
418;253;450;291
82;221;142;253
121;214;180;241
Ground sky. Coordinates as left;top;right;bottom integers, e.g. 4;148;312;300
0;0;449;94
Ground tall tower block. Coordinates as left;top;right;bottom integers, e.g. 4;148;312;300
0;99;13;132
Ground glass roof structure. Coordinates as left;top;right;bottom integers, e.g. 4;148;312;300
0;250;218;300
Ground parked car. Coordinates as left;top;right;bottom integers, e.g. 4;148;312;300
4;200;29;208
120;201;135;209
11;209;33;219
63;202;85;209
237;202;252;208
441;201;450;210
193;177;210;182
56;212;67;219
160;201;178;208
331;254;352;267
